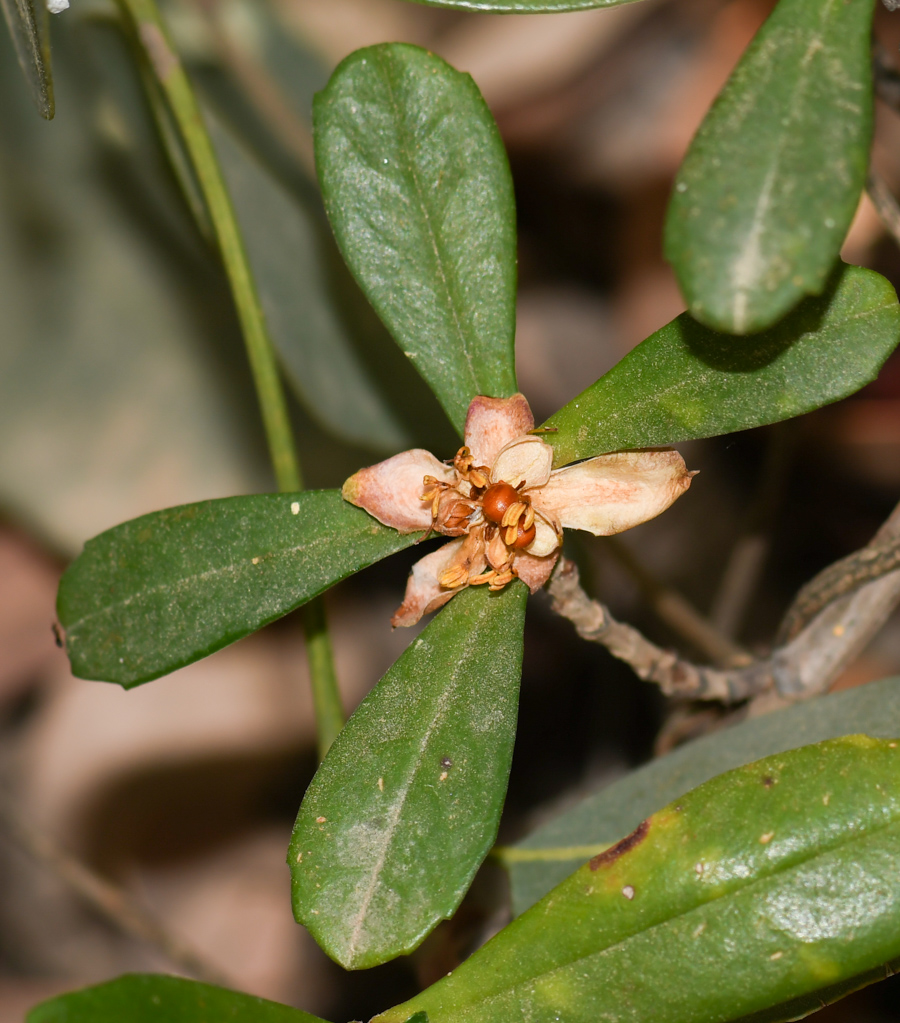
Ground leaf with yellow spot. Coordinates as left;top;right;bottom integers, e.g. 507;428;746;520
375;736;900;1023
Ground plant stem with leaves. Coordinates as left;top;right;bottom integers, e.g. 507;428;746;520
117;0;343;756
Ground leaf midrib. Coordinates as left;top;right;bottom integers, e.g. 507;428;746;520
344;646;467;961
379;52;480;400
727;0;839;330
435;814;900;1018
64;530;356;635
578;296;896;440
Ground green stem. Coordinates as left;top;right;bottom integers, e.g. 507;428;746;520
120;0;344;755
302;601;344;759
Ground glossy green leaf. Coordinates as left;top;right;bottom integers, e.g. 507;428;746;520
544;265;900;466
58;491;418;687
290;582;528;970
208;113;410;454
27;973;330;1023
507;676;900;914
314;43;518;436
664;0;873;334
395;0;643;9
0;0;53;118
378;736;900;1023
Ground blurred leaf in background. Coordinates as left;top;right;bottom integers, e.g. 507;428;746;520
0;0;53;118
0;16;266;553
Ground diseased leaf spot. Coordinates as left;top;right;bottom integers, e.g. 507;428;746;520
589;819;649;871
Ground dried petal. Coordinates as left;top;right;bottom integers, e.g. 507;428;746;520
535;449;694;536
391;532;486;628
486;531;511;571
342;449;454;533
434;492;477;536
492;435;553;490
463;394;535;468
526;509;562;557
514;550;558;593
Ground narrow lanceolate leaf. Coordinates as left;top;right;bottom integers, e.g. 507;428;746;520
545;265;900;466
27;974;331;1023
0;0;53;119
396;0;644;8
290;583;527;970
314;43;518;436
665;0;873;335
377;737;900;1023
506;676;900;914
58;491;418;687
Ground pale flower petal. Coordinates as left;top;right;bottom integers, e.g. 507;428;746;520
342;449;453;533
535;449;694;536
486;531;510;571
391;533;486;628
463;394;534;467
526;509;562;557
514;550;559;593
492;435;553;490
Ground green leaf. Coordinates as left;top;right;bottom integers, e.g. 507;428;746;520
208;112;410;454
0;0;53;119
664;0;874;335
27;973;330;1023
377;736;900;1023
506;676;900;914
544;264;900;466
314;43;518;436
395;0;644;9
57;491;418;687
290;582;528;970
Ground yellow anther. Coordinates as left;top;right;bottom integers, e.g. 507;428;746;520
489;569;515;591
523;506;535;530
469;570;496;586
469;469;489;489
439;564;470;589
504;524;519;546
501;501;527;528
453;447;474;473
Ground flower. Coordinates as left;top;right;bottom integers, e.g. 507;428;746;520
342;394;695;627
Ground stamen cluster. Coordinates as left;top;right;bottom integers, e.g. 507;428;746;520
422;446;539;592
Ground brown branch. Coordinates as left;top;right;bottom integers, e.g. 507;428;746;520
548;498;900;702
604;537;751;668
0;791;229;986
547;558;769;702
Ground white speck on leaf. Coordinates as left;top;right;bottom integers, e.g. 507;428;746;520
291;502;300;515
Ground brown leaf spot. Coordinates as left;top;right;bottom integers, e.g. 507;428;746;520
589;819;649;871
761;776;775;788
